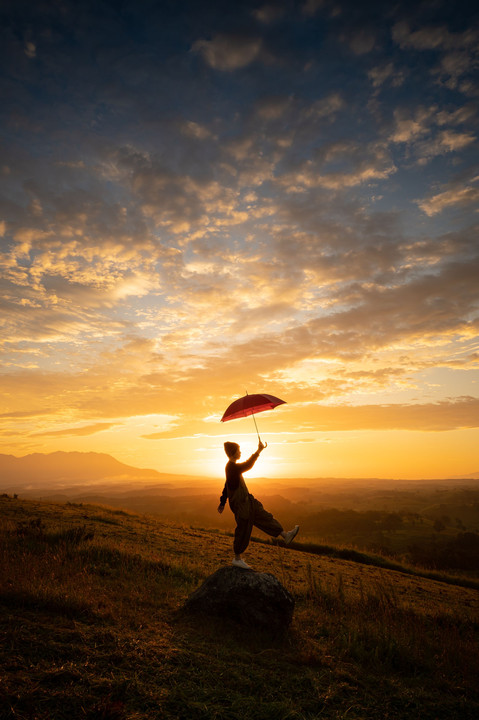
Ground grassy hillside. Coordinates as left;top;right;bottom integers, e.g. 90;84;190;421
1;496;478;719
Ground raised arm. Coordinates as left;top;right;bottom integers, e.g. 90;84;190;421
236;440;266;473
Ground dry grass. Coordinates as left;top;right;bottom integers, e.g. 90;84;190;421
1;496;478;719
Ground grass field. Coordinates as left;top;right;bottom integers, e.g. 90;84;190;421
1;496;478;719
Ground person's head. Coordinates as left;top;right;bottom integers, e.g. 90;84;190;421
224;441;241;460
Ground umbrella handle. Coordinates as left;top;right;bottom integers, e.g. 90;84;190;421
252;412;262;444
245;388;263;442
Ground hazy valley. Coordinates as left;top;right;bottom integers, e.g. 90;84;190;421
2;451;479;575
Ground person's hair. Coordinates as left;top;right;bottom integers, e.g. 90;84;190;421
224;441;239;458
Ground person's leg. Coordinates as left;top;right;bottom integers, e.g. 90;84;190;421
251;498;283;537
252;497;300;545
231;497;254;568
233;515;253;556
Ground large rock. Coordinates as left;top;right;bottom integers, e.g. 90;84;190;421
184;566;295;632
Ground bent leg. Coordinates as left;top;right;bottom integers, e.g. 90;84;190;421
251;498;283;538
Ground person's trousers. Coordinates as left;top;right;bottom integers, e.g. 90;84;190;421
233;495;283;555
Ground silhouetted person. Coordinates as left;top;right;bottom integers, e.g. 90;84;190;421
218;440;299;569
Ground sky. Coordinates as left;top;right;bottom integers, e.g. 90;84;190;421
1;0;478;480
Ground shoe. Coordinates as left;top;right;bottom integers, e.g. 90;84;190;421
283;525;299;545
232;558;252;570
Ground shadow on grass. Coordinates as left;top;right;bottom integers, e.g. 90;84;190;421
175;599;292;653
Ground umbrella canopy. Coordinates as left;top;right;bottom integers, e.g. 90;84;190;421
221;393;286;423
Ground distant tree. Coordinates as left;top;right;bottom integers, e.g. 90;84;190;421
433;519;446;533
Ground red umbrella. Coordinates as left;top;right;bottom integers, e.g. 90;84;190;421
221;392;286;441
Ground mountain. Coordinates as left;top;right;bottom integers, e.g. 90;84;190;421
0;451;198;490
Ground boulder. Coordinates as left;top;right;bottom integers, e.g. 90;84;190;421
184;566;295;632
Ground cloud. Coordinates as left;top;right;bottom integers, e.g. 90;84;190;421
253;4;286;24
277;140;396;191
392;21;479;92
0;108;475;412
306;92;344;119
142;431;179;440
341;27;376;55
210;249;479;384
0;409;54;419
435;50;479;91
112;146;247;234
24;41;36;59
192;33;263;70
301;0;325;16
430;129;475;153
32;423;118;437
419;184;479;216
0;0;478;476
1;236;478;436
414;130;476;164
390;106;433;144
392;22;477;52
436;105;477;127
181;121;215;140
283;437;319;444
368;62;404;89
289;396;479;431
389;105;476;163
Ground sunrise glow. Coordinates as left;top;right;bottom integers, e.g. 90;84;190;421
1;1;478;480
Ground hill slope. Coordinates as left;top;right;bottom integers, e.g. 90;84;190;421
1;496;478;719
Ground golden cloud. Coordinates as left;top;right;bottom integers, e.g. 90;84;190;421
286;396;479;431
31;423;118;437
419;185;479;216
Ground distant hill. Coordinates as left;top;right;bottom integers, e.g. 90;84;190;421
0;451;199;491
